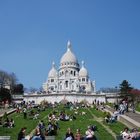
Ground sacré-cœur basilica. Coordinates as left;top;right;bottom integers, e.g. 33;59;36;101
43;41;95;94
23;41;117;104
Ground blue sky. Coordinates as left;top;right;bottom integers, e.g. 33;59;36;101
0;0;140;90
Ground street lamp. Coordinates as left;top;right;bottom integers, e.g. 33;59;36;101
115;86;118;104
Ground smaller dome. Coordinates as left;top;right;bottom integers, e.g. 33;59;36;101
79;61;88;77
48;62;58;78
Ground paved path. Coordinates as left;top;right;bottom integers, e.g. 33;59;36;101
125;111;140;123
105;105;140;124
105;105;140;128
0;108;16;117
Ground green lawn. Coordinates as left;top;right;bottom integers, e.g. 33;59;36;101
105;122;126;135
0;108;52;140
136;103;140;112
55;107;114;140
0;105;128;140
89;107;127;136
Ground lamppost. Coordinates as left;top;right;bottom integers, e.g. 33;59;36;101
115;86;118;104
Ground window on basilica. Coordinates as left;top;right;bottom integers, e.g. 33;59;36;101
50;87;54;91
65;81;68;88
74;71;76;76
51;79;54;82
82;78;85;82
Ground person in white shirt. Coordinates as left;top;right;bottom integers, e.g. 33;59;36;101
121;127;131;140
85;126;94;139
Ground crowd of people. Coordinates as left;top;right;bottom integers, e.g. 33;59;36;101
0;112;15;128
1;100;140;140
15;101;99;140
120;127;140;140
0;117;15;128
61;125;97;140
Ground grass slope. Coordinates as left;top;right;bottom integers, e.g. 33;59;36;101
0;105;128;140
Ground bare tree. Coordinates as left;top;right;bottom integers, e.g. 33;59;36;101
0;70;18;92
29;87;38;93
0;70;9;88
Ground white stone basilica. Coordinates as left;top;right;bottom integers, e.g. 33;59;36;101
22;41;117;104
42;41;96;94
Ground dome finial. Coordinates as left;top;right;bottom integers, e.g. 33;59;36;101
81;60;85;67
52;61;55;68
67;40;71;51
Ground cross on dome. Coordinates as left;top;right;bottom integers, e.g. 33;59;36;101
81;60;85;68
52;61;55;68
67;40;71;51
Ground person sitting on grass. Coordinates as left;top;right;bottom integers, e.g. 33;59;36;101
65;127;74;140
121;127;131;140
3;117;10;128
91;125;97;132
49;122;57;136
9;118;15;128
17;127;27;140
75;129;83;140
84;126;96;140
33;112;39;120
23;107;27;119
38;120;45;131
131;128;140;140
104;114;110;123
30;127;45;140
109;111;119;123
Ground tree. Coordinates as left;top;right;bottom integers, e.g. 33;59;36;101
13;84;24;94
0;87;12;103
99;87;120;93
0;70;25;104
0;70;9;88
0;70;18;92
29;87;38;93
129;89;140;103
119;80;133;100
9;72;18;93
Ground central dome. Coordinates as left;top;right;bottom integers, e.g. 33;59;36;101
60;41;78;64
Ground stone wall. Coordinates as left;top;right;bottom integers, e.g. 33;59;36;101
23;93;110;104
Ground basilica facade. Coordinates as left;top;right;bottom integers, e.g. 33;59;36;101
43;41;96;94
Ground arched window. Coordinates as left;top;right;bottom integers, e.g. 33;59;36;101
50;86;54;91
62;71;64;75
59;81;62;90
81;86;85;91
82;78;85;82
74;71;76;76
65;81;68;88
